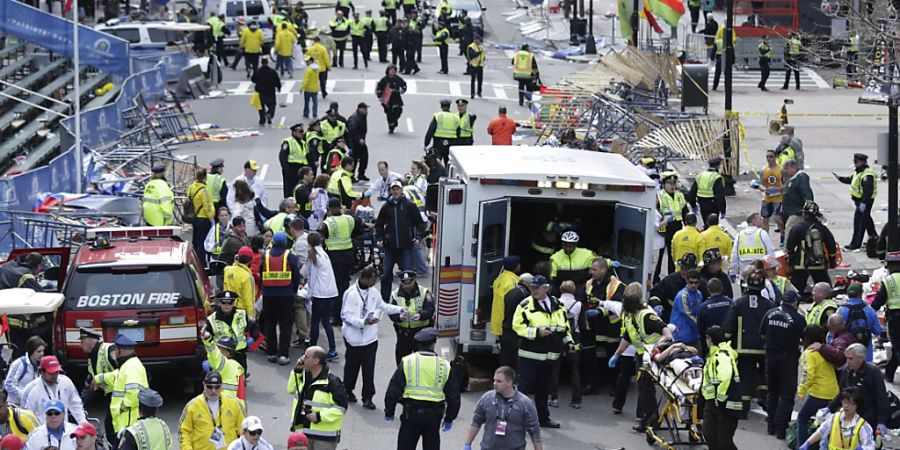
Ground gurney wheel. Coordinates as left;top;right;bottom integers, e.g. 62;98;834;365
645;430;654;445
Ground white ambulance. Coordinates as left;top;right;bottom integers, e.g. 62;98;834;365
432;146;657;355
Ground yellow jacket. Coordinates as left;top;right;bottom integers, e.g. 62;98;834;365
301;66;320;92
672;225;704;270
188;181;215;220
275;28;296;57
239;27;265;54
223;261;256;316
797;348;839;400
306;42;331;72
490;269;519;336
179;394;244;450
700;225;734;269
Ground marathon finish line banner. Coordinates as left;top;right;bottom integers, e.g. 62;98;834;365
0;0;130;76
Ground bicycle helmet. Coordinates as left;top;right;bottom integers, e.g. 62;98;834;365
702;248;722;265
745;269;766;290
561;231;580;243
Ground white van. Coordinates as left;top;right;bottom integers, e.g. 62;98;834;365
214;0;274;48
432;146;657;355
96;21;201;50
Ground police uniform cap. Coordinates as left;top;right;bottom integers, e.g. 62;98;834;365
138;388;164;408
79;327;101;340
215;291;239;303
290;123;305;131
440;99;451;107
399;270;417;283
328;197;342;209
414;327;439;342
210;158;225;167
708;157;723;167
114;334;137;348
204;371;223;384
853;153;868;162
661;171;678;182
530;275;550;287
455;98;468;106
151;163;166;174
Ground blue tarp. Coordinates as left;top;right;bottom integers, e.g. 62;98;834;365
0;0;131;76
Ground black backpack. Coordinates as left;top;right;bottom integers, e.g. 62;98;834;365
846;302;872;346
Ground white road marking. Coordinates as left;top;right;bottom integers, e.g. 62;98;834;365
449;81;462;96
804;67;830;89
280;80;296;94
493;84;508;100
259;163;269;181
232;81;252;94
279;116;286;127
407;117;414;133
364;79;378;94
326;79;336;93
406;80;418;94
285;93;294;104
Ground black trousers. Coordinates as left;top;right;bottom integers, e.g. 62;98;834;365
384;104;403;129
363;34;374;59
759;58;770;88
703;402;738;450
612;355;637;412
355;142;369;177
688;4;700;31
662;220;683;275
886;315;900;380
392;46;406;68
402;3;416;15
499;331;519;370
376;32;389;62
386;8;397;24
192;218;212;263
344;340;378;401
258;94;276;124
737;353;766;417
549;350;581;404
403;47;418;73
415;38;423;63
469;66;483;97
783;60;800;89
713;53;723;90
352;36;367;68
263;295;295;357
319;70;329;98
847;51;858;79
432;138;452;165
282;163;303;198
438;43;448;73
333;40;347;67
850;198;877;248
215;37;228;65
637;368;658;428
328;249;356;321
765;352;798;432
699;198;720;228
517;79;529;105
595;342;620;389
398;406;443;450
394;327;421;365
518;358;553;423
789;269;830;294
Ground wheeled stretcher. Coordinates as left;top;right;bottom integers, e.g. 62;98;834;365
641;344;707;450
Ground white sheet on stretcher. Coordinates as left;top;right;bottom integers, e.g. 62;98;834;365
644;349;702;404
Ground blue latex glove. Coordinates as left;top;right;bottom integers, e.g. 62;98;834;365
201;360;211;373
653;305;664;317
441;421;453;432
384;416;394;422
585;308;600;318
608;354;619;368
750;180;760;189
610;260;622;268
798;443;809;450
666;215;675;224
378;195;390;202
877;423;889;435
246;337;254;346
859;203;867;213
464;444;472;450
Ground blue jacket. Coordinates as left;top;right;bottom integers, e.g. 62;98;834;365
671;286;703;344
258;246;302;297
837;297;882;362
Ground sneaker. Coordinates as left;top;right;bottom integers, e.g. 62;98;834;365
548;398;558;408
844;244;860;251
613;408;623;414
358;175;370;181
347;392;358;403
278;356;290;365
267;355;278;363
327;350;339;361
569;401;581;409
362;400;377;410
413;68;420;74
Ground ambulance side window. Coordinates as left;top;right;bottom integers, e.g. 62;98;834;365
482;224;504;257
617;229;644;264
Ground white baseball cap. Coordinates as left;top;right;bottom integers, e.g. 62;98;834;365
242;416;264;432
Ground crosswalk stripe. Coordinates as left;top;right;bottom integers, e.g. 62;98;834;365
364;79;377;95
218;79;522;102
406;80;418;94
494;84;508;100
326;79;336;93
280;80;295;94
449;81;462;96
231;81;252;95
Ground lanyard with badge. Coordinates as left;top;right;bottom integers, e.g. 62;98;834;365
358;284;372;320
208;399;226;449
495;395;512;436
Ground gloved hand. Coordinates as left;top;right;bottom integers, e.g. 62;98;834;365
610;260;622;268
798;442;809;450
441;421;453;432
653;305;664;317
201;360;211;373
384;416;395;422
750;179;760;189
877;423;889;435
608;354;620;368
858;203;867;213
246;337;255;346
586;308;600;318
464;444;472;450
666;215;675;224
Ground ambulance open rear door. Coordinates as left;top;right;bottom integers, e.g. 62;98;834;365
472;198;510;330
612;203;649;284
434;181;466;337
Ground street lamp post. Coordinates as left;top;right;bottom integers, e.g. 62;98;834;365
722;0;735;195
889;100;898;251
630;0;638;45
585;0;596;54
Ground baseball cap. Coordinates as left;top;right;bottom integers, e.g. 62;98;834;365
245;160;260;171
327;197;342;209
530;275;549;288
232;217;246;227
44;399;65;414
237;246;254;259
0;434;25;450
357;102;370;109
848;283;863;297
272;231;288;247
288;432;310;447
389;180;403;189
205;371;223;384
242;416;264;432
39;356;62;374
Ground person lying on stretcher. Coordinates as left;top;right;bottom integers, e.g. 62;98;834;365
649;338;705;389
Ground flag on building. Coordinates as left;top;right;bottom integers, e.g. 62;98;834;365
647;0;684;27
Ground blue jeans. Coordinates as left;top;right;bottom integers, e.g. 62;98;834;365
380;246;413;299
412;241;428;274
310;297;336;352
796;395;830;446
276;55;293;75
303;91;318;118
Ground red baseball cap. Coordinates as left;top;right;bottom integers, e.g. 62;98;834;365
69;422;97;439
287;432;309;447
0;434;25;450
39;356;62;374
237;246;254;258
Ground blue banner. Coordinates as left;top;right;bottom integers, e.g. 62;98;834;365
0;0;131;76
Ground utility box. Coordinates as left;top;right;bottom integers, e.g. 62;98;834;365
682;64;709;113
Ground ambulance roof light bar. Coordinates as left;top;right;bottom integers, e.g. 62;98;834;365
86;226;183;241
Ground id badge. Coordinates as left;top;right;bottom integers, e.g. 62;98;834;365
210;427;226;449
495;420;507;436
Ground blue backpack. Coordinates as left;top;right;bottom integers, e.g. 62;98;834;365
846;303;872;346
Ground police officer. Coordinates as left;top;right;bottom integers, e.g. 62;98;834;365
92;334;148;447
760;290;805;438
0;252;50;356
455;99;476;146
434;20;450;74
320;110;348;151
785;201;837;290
207;158;228;211
649;253;708;323
689;157;726;228
400;15;420;74
656;171;689;278
512;275;573;429
782;32;801;90
202;334;246;410
335;0;355;20
350;12;368;69
457;10;473;57
205;291;258;373
77;327;114;396
142;162;174;226
383;0;399;24
329;11;351;67
423;99;459;165
722;269;774;418
281;124;310;199
466;36;485;98
319;197;366;325
579;257;625;393
207;13;229;67
374;10;391;63
758;36;771;91
701;325;743;450
288;346;348;446
118;388;173;450
327;156;359;210
846;31;859;80
389;271;435;364
384;328;461;450
511;44;538;106
835;153;878;251
872;252;900;381
362;10;375;66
